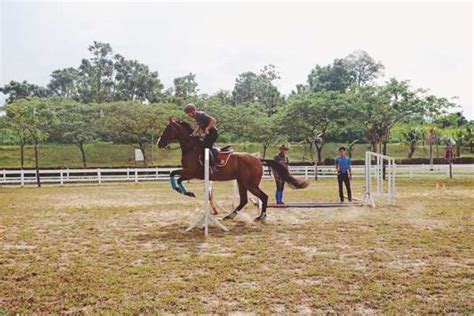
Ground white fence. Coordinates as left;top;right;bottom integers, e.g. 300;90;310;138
1;164;473;186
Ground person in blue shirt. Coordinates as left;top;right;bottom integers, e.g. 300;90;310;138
335;146;352;202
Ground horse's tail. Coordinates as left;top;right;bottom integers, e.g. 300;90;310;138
261;160;309;189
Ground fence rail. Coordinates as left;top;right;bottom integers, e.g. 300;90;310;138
1;164;473;186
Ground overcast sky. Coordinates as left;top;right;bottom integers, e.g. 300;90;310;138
1;1;472;118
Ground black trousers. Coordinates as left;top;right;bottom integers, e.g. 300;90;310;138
203;128;218;168
203;127;218;149
337;172;352;202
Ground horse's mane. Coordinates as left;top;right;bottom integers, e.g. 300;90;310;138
177;120;194;135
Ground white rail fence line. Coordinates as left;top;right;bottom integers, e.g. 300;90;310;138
1;164;473;186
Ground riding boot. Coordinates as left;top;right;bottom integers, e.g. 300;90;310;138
208;150;218;174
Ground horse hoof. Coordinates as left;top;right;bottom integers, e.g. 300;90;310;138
185;192;196;198
223;213;236;221
254;215;266;222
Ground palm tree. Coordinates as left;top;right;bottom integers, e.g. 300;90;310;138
402;127;423;158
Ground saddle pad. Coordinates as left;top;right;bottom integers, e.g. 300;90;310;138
216;151;233;167
199;151;233;168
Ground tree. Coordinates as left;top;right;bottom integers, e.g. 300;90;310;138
47;42;165;104
443;126;471;158
0;81;50;103
344;50;384;87
290;84;308;96
173;73;199;98
255;115;284;159
197;97;236;141
232;71;259;104
434;112;468;128
232;64;283;116
1;104;31;168
113;56;164;103
100;102;180;166
213;90;232;104
53;99;98;167
4;98;56;186
223;102;282;157
349;79;454;155
48;68;82;100
466;125;474;153
78;41;115;103
307;59;352;93
282;91;349;163
346;140;359;158
401;126;423;158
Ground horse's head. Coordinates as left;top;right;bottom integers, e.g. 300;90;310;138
157;117;194;148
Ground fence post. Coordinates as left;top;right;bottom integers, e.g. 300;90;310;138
156;167;159;180
20;169;24;187
392;159;397;204
305;167;308;180
66;168;69;181
376;155;381;194
135;169;138;183
2;169;5;183
60;170;64;186
98;168;102;184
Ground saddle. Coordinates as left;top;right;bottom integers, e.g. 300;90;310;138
200;146;234;168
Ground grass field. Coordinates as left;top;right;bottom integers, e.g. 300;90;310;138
1;142;473;168
1;178;473;313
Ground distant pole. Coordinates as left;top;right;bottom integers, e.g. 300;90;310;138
314;161;318;181
151;135;154;165
445;144;454;179
428;128;436;171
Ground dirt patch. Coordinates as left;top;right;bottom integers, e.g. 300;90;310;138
0;179;473;314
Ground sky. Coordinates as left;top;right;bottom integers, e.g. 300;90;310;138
1;1;473;118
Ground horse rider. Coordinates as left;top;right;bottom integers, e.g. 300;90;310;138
184;103;219;173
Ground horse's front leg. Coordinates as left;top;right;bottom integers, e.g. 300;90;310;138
169;169;196;197
177;177;196;197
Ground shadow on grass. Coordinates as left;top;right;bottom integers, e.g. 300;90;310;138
135;221;266;245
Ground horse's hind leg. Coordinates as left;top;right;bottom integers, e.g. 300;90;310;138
223;181;248;220
209;189;221;215
248;186;268;222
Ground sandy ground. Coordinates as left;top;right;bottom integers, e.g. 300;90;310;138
0;178;473;313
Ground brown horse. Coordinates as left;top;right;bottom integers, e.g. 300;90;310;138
157;118;308;221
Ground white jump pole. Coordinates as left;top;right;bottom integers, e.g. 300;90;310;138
186;148;229;236
364;151;375;207
364;151;396;207
390;158;396;204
